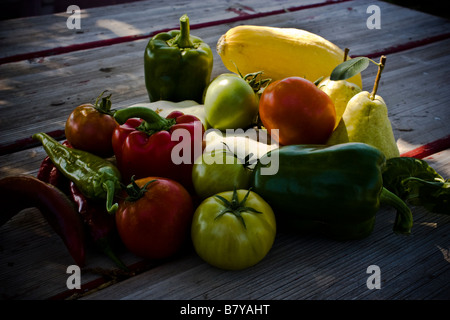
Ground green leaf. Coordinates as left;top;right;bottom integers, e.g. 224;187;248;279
382;157;449;215
330;57;370;81
402;177;450;215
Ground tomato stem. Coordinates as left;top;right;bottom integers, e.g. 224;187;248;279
122;176;157;202
94;90;115;116
214;188;262;229
231;62;271;95
243;71;272;94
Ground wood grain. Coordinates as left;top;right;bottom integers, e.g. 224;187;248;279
0;0;449;300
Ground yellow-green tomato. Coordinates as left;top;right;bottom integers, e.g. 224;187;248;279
192;149;251;199
204;73;259;130
191;189;276;270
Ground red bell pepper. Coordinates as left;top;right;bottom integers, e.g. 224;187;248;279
112;106;205;192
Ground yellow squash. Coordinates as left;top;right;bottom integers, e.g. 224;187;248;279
217;25;362;88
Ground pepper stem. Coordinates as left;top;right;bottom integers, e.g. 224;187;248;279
113;106;176;135
176;14;194;48
103;180;119;214
96;237;129;271
380;187;413;235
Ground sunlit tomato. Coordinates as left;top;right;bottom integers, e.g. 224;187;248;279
192;149;251;199
259;77;336;145
115;177;194;260
203;73;259;130
191;189;276;270
65;92;118;157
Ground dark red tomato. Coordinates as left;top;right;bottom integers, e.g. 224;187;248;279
65;91;118;157
115;177;194;260
259;77;336;145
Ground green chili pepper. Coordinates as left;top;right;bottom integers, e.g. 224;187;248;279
144;14;214;103
251;142;413;240
32;132;121;214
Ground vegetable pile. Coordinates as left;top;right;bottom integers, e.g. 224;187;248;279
1;15;448;273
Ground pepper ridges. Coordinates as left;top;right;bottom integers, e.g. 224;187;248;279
251;142;413;240
144;14;214;103
112;106;205;192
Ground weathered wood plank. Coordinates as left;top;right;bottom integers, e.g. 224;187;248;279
81;206;449;300
1;0;449;153
0;0;337;60
0;195;146;299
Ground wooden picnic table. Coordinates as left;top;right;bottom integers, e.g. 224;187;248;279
0;0;449;302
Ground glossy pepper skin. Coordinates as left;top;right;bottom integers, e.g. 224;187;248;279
37;141;71;194
69;182;128;271
0;175;86;266
144;14;213;103
37;147;127;270
113;106;205;192
32;132;122;214
251;142;413;240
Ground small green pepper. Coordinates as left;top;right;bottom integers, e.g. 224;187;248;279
144;14;213;103
251;142;413;240
32;132;121;214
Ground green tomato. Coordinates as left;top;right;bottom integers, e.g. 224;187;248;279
204;73;259;130
192;149;251;199
191;189;276;270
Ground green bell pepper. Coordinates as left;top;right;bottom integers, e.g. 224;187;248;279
144;14;213;103
251;142;413;240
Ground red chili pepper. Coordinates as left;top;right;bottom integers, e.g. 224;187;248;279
37;141;76;196
0;175;86;266
112;107;205;191
37;146;128;270
69;181;128;271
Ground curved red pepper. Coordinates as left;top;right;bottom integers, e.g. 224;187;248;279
112;107;205;192
0;175;86;266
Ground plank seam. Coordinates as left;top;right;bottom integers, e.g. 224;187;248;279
3;1;450;66
0;0;353;65
399;134;450;159
360;32;450;59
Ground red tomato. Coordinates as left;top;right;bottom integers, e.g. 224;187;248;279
259;77;336;145
115;177;194;260
65;92;118;157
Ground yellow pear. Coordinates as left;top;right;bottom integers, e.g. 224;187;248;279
327;56;400;159
318;77;362;129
